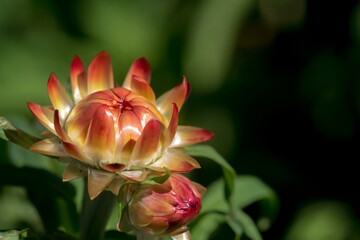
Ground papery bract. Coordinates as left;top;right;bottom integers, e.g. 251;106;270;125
28;51;214;199
118;174;205;236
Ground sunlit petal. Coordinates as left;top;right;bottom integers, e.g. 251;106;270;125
130;76;155;103
87;51;114;94
84;105;115;162
71;55;87;103
27;102;55;134
29;137;67;157
47;73;73;122
149;148;200;173
163;103;178;150
123;57;151;88
130;119;162;166
171;126;215;147
156;77;190;123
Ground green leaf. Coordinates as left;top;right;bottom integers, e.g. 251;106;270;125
0;229;27;240
0;165;79;234
185;145;236;204
233;210;262;240
0;116;40;149
140;168;170;185
190;176;278;240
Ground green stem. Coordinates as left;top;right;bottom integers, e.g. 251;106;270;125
80;177;117;240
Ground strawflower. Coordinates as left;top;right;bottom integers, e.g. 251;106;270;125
117;174;205;237
27;51;214;199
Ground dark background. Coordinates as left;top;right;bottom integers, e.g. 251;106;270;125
1;0;360;239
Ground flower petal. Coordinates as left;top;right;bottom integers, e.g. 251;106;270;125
171;126;215;147
27;102;55;134
130;119;162;166
130;76;155;103
29;137;67;157
156;76;190;123
163;103;178;150
63;160;87;182
115;109;142;162
88;169;114;200
119;170;147;182
108;178;126;196
148;148;200;173
123;57;151;88
191;182;206;198
53;110;71;142
61;141;90;164
84;105;115;162
48;73;73;122
71;55;87;103
87;51;114;94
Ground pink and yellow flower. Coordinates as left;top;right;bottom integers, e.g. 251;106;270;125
27;51;214;199
118;174;205;236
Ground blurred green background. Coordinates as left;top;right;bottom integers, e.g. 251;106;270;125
1;0;360;239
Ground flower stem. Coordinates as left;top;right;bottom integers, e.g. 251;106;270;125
80;177;117;240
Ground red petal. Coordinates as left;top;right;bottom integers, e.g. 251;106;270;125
47;73;73;121
71;55;87;103
123;57;151;88
163;103;178;150
130;119;162;166
156;76;190;123
53;110;71;142
87;51;114;94
84;105;115;162
130;76;155;103
27;102;55;134
171;126;215;147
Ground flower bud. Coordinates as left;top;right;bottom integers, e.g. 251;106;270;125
119;174;205;236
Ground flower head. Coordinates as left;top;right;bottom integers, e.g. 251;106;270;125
118;174;205;236
28;51;214;199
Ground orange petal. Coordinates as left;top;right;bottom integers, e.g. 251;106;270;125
84;105;115;162
116;109;142;161
47;73;73;122
123;57;151;88
163;103;178;150
130;119;162;166
27;102;55;134
130;76;155;103
88;169;114;200
87;51;114;94
71;55;87;103
54;110;71;142
119;170;147;182
62;141;90;164
29;137;67;157
63;160;87;182
148;148;200;173
171;126;215;147
156;77;190;123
